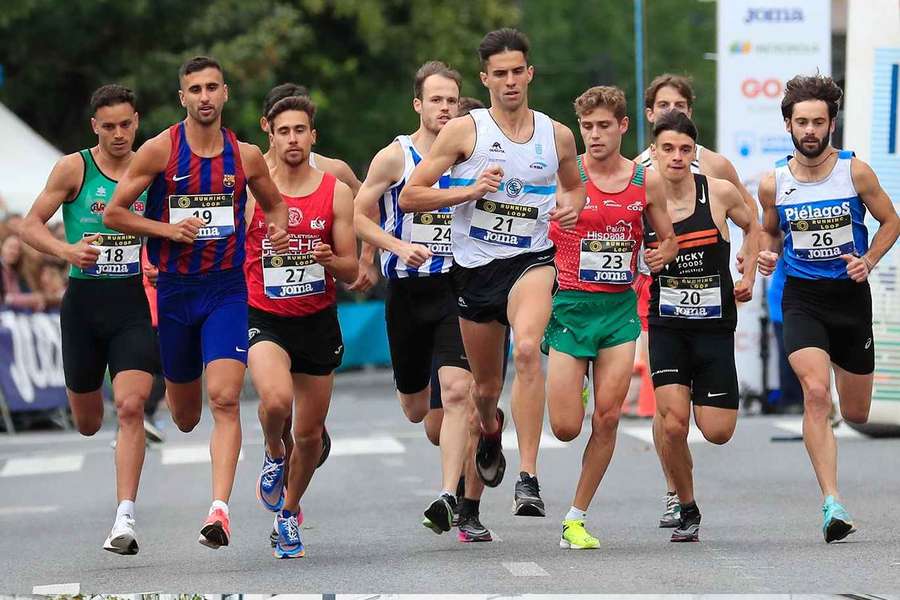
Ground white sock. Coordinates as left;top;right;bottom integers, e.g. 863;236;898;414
441;490;456;501
210;500;229;515
565;506;587;521
116;500;135;521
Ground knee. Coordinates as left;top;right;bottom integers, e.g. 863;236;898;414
441;378;471;409
551;418;582;442
840;404;869;425
114;395;145;425
802;383;831;416
172;409;200;433
259;387;293;421
208;383;241;416
591;407;621;435
74;415;102;436
293;422;323;450
700;426;733;445
513;338;541;373
400;395;428;424
424;410;442;446
663;413;689;442
472;380;502;406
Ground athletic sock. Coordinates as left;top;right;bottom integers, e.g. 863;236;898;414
440;490;456;502
210;500;229;515
116;500;135;520
459;498;480;518
680;500;699;517
565;506;588;521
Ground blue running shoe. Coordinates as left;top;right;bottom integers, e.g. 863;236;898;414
256;453;285;512
822;495;856;543
274;510;305;558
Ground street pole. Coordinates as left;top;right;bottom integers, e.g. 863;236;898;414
634;0;645;154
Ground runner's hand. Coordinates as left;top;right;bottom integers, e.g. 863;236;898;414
348;259;379;292
643;248;666;273
733;277;754;302
313;242;335;265
736;252;745;274
168;217;203;243
397;242;432;268
757;250;778;276
549;206;578;229
144;263;159;287
841;254;870;282
67;233;102;269
471;165;503;200
268;224;290;254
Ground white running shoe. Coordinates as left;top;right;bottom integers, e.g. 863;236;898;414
103;515;139;555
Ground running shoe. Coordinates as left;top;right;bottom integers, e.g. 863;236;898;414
560;519;599;549
822;495;856;543
317;426;331;468
274;510;305;558
199;508;231;549
269;507;304;547
143;418;165;443
671;507;701;542
256;452;285;512
103;515;139;555
452;476;465;526
457;513;493;542
422;493;457;534
659;492;681;528
513;471;545;517
475;408;506;487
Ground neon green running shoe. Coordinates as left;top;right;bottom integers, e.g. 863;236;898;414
559;519;600;549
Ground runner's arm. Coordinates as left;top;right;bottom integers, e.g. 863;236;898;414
316;180;359;284
241;144;288;232
550;121;586;229
851;158;900;270
719;178;759;296
643;170;678;266
756;172;781;276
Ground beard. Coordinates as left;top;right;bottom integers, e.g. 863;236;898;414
791;130;831;159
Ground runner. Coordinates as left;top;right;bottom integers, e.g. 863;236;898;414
757;74;899;542
634;73;760;528
104;56;290;549
545;86;677;549
354;62;492;541
400;29;584;517
20;84;157;555
646;110;759;542
245;95;357;558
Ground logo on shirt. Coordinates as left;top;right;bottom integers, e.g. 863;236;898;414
311;218;326;230
627;201;643;212
784;187;797;196
795;220;809;231
223;174;235;188
506;178;524;198
288;207;303;227
90;201;106;214
134;201;145;214
535;143;543;155
248;328;260;340
489;141;505;158
603;199;620;208
530;161;547;170
95;186;107;198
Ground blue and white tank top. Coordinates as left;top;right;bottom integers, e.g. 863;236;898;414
378;135;452;279
449;108;559;268
774;150;868;280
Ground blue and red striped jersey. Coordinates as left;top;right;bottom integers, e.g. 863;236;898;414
146;122;248;274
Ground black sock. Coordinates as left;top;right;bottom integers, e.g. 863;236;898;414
459;498;480;518
681;501;700;516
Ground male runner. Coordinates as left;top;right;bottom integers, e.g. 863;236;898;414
545;86;677;549
104;56;290;549
400;29;584;516
21;85;157;555
245;96;357;558
354;62;491;541
634;73;760;528
646;111;759;542
757;74;899;542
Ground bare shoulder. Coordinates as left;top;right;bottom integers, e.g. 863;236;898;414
757;171;777;204
849;156;879;189
54;151;87;183
708;175;741;205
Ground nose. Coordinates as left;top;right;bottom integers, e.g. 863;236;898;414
505;72;516;86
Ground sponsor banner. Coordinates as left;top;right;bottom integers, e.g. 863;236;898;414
0;310;68;413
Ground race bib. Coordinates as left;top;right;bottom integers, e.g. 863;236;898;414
789;214;855;261
168;194;235;240
262;253;326;299
469;198;538;248
578;238;635;284
82;232;140;277
659;274;721;319
411;212;452;256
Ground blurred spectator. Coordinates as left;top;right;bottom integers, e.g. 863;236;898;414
38;261;66;308
768;259;802;412
1;234;46;310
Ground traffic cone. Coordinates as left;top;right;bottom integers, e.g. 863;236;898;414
635;360;656;417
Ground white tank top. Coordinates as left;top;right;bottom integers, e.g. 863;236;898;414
449;108;559;267
378;135;453;279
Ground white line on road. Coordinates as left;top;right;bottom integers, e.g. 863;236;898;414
161;445;244;465
773;419;864;439
502;431;569;449
1;454;84;477
621;424;706;445
32;583;80;595
330;435;405;456
0;505;58;517
503;561;549;576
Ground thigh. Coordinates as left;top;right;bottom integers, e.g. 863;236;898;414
60;285;108;394
788;346;832;392
691;332;739;410
157;289;203;383
290;308;344;376
459;317;507;390
111;369;154;404
592;340;637;413
386;283;435;394
547;348;589;425
648;327;691;389
508;264;556;342
108;319;160;380
291;372;334;433
832;364;873;417
249;338;294;403
201;297;249;367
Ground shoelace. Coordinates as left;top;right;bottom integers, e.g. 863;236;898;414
261;459;282;489
282;515;300;544
521;475;540;495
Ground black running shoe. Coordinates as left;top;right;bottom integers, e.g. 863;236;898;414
512;471;546;517
422;493;457;534
671;507;701;542
452;476;465;526
269;525;279;548
476;408;506;487
316;426;331;469
457;513;493;542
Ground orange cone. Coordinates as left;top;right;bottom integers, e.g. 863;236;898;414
636;360;656;417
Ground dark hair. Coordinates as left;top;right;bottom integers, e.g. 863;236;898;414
644;73;695;110
458;96;485;116
263;82;310;117
179;56;223;80
414;61;462;100
574;86;627;121
266;96;316;129
781;74;843;120
653;110;698;141
478;28;530;66
90;84;136;114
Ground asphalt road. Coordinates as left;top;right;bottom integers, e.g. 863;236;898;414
0;371;898;595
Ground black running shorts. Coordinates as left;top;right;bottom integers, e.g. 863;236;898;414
385;274;469;395
648;326;739;410
60;276;159;393
781;276;874;375
248;305;343;376
450;247;558;326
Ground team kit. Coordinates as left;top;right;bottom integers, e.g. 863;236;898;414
20;28;900;558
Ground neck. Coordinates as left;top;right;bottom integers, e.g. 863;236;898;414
272;159;313;195
792;146;836;173
184;117;222;154
489;101;531;129
663;172;695;203
584;151;627;177
410;126;438;154
94;145;132;170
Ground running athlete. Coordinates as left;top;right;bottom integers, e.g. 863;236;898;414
634;73;760;528
104;56;290;549
400;29;584;516
354;62;492;540
646;111;759;543
246;96;357;558
546;86;677;549
757;74;899;542
20;85;157;555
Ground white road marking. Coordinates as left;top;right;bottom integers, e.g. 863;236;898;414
161;445;244;465
1;454;84;477
773;418;864;439
330;435;405;456
0;505;58;517
503;561;550;576
621;424;706;445
32;583;80;595
502;431;569;449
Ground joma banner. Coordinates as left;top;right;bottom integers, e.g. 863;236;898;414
0;309;67;413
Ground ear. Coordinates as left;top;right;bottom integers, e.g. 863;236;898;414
413;97;423;115
784;118;791;134
133;112;140;129
644;107;654;124
260;116;268;133
829;117;836;134
311;129;317;146
480;71;488;88
526;64;534;84
620;115;630;135
91;117;99;136
178;89;186;108
223;83;229;103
